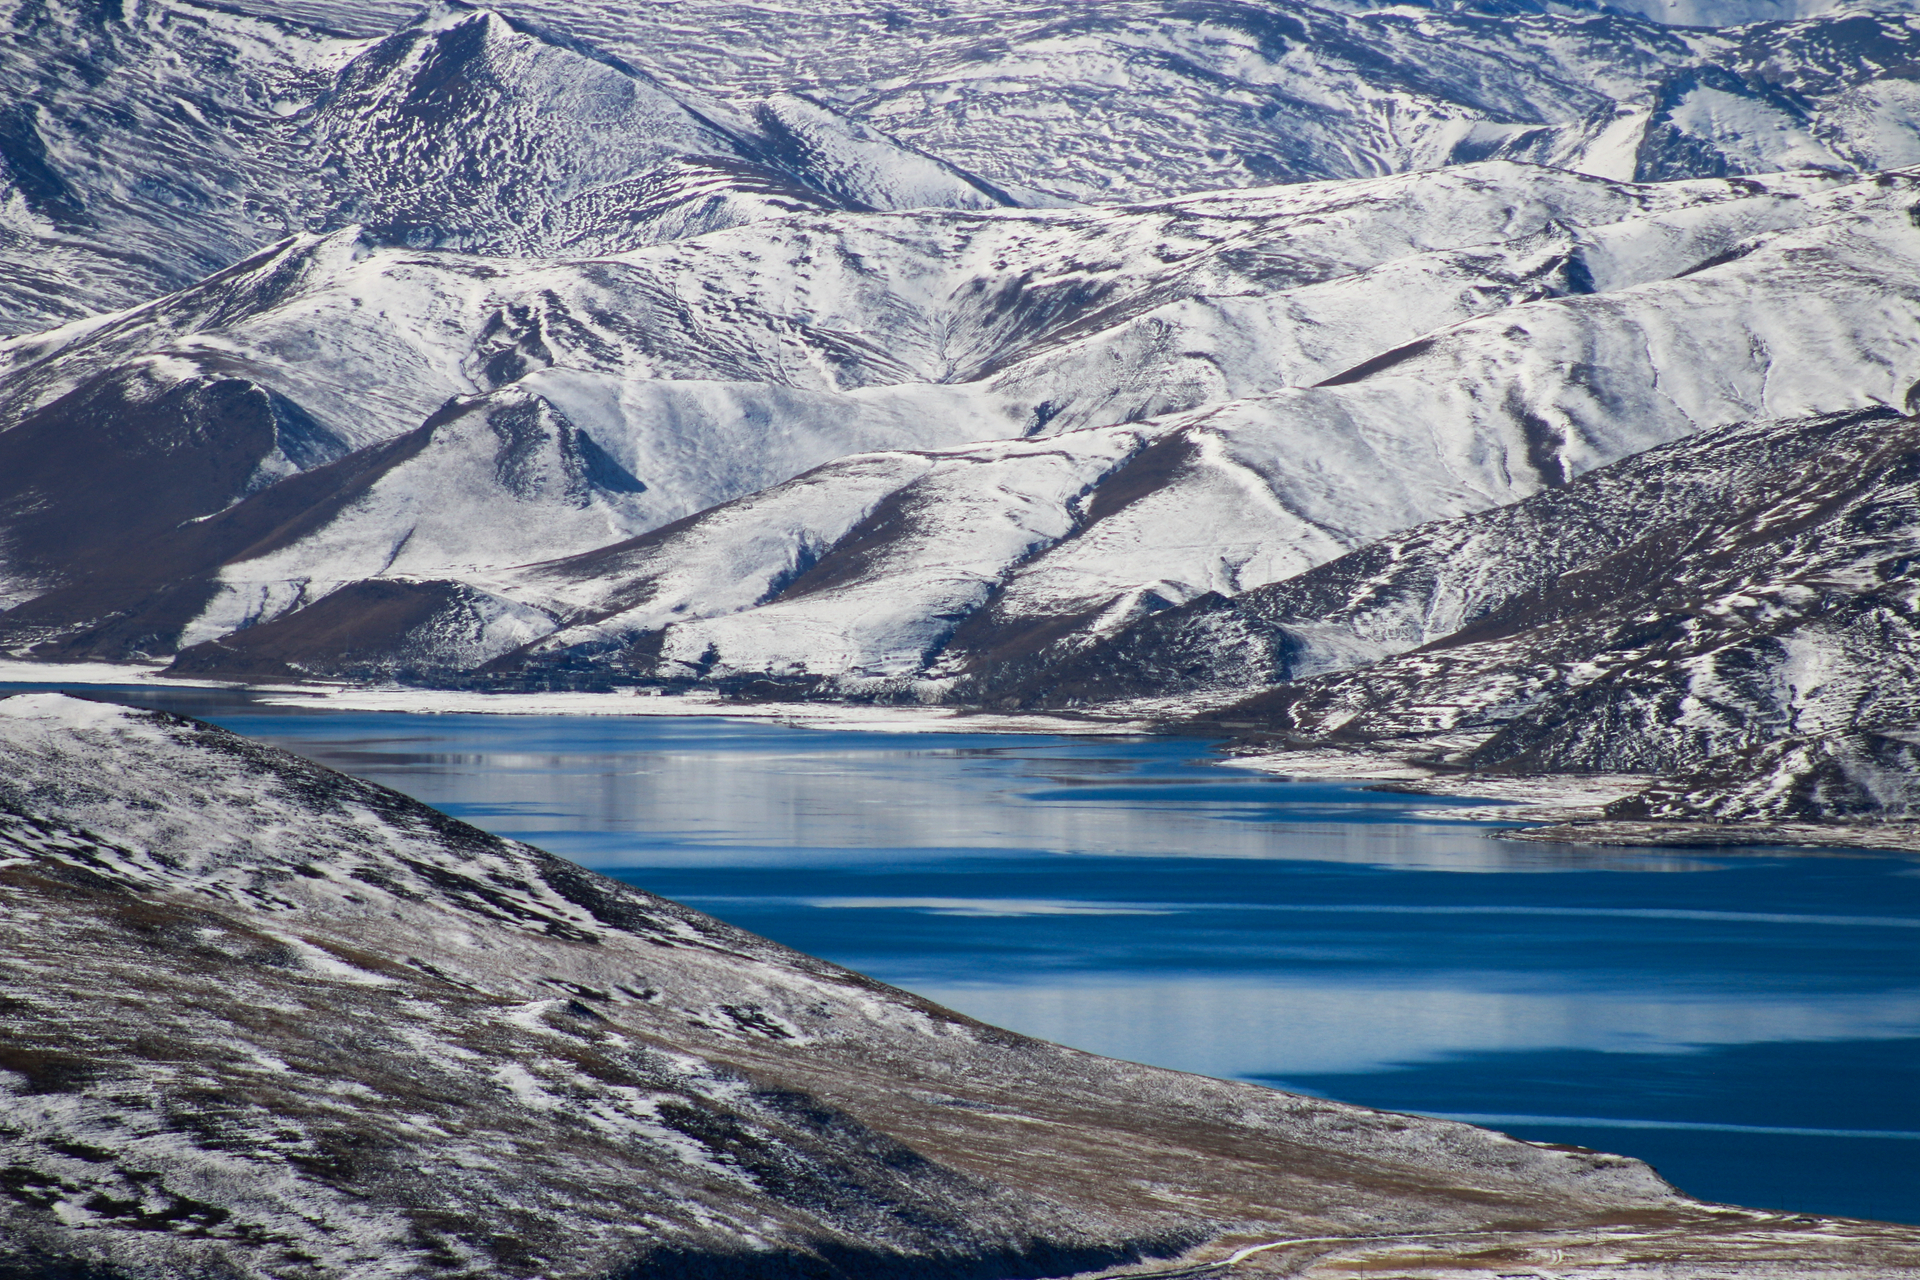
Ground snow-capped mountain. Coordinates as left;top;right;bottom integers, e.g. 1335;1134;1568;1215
17;162;1915;687
12;0;1920;335
8;0;1920;827
20;692;1855;1278
207;0;1920;200
0;0;1009;335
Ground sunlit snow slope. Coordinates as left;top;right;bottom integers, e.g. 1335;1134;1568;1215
6;0;1920;815
11;0;1920;333
14;163;1912;686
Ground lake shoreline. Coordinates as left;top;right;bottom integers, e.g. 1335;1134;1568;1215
4;659;1919;856
4;677;1916;1225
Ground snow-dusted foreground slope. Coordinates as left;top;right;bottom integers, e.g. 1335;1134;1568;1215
14;693;1916;1279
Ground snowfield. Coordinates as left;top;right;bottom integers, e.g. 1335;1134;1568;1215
11;162;1920;693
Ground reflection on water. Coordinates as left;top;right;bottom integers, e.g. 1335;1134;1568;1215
9;683;1917;1224
68;694;1681;872
897;977;1920;1076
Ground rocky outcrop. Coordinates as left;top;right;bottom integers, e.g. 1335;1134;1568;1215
1610;731;1920;823
951;408;1920;821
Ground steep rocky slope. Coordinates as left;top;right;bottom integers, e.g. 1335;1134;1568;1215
15;692;1916;1277
962;406;1920;825
164;0;1920;202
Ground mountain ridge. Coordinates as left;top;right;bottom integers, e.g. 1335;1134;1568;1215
8;0;1920;837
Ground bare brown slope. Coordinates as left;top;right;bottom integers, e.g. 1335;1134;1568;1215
0;402;453;660
0;365;343;587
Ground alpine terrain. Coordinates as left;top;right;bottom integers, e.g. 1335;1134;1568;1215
8;0;1920;1271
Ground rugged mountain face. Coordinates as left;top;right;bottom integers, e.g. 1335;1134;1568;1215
7;0;1920;828
1614;728;1920;820
11;163;1920;679
956;407;1920;820
12;0;1920;335
0;0;1009;335
21;691;1909;1278
194;0;1920;200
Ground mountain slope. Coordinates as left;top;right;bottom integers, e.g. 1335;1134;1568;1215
222;168;1920;690
957;406;1920;823
277;0;1920;200
14;0;1920;336
13;163;1920;675
0;0;1011;336
15;692;1886;1278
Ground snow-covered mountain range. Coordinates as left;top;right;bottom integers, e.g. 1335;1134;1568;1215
6;0;1920;829
12;0;1920;335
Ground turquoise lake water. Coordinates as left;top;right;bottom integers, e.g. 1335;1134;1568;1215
17;685;1917;1225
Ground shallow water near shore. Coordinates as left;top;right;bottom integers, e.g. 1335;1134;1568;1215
13;682;1918;1225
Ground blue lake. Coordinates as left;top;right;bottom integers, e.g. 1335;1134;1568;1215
18;685;1919;1225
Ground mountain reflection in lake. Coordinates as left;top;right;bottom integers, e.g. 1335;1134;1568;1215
23;686;1919;1226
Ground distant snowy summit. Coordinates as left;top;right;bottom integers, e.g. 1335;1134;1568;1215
11;0;1920;331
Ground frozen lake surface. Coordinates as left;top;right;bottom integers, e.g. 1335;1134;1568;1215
18;684;1917;1225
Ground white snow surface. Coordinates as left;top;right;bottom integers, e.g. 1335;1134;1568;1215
491;168;1920;684
11;0;1920;338
11;0;1920;694
14;162;1920;678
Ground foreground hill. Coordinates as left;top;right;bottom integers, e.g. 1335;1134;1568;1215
3;691;1917;1278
